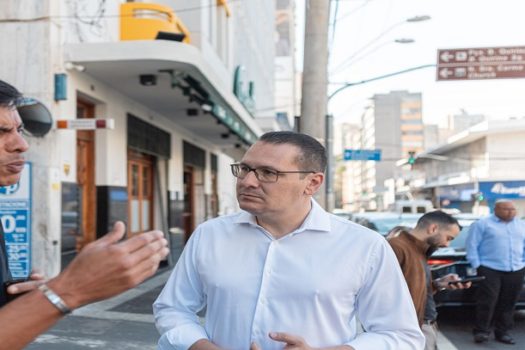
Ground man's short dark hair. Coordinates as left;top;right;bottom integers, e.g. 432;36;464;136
259;131;327;172
0;80;22;108
415;210;461;230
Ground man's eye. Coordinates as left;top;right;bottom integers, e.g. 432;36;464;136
259;168;276;176
239;165;251;172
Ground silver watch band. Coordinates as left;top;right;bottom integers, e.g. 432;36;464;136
38;284;72;314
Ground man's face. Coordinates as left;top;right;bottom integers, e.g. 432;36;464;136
0;106;29;186
426;223;461;253
494;202;516;222
235;141;319;217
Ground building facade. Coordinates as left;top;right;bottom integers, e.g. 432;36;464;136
0;0;277;277
349;90;423;211
411;119;525;215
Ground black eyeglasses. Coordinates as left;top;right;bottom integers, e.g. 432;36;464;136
230;163;315;183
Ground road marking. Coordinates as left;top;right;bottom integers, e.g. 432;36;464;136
438;332;458;350
33;334;156;349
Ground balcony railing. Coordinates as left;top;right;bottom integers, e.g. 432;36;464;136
120;2;191;43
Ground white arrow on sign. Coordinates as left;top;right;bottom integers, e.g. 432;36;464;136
440;51;454;62
439;68;453;78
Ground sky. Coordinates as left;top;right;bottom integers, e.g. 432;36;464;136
296;0;525;127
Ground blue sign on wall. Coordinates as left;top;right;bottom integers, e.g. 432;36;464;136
0;163;31;278
344;149;382;161
479;180;525;200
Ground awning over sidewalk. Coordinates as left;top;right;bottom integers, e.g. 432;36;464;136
64;40;262;158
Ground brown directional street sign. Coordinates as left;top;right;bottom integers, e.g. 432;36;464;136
436;46;525;81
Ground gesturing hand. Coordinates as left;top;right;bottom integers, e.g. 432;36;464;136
46;221;169;309
268;332;313;350
6;270;46;295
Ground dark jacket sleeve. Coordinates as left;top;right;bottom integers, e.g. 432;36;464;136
0;224;13;307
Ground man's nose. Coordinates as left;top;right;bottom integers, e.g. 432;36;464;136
241;170;260;185
7;131;29;153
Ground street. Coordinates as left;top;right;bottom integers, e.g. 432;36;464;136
438;308;525;349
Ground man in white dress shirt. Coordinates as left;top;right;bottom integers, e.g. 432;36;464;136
154;131;424;350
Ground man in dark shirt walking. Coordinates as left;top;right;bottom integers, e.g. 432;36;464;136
389;211;471;350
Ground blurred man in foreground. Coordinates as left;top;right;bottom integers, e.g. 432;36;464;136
0;79;169;350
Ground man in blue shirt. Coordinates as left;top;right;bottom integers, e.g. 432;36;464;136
466;200;525;345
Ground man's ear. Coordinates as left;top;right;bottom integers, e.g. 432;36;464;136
304;173;324;196
427;223;438;235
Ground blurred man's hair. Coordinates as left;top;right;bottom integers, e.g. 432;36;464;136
0;80;22;108
416;210;461;230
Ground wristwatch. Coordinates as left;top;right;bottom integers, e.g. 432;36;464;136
39;284;72;314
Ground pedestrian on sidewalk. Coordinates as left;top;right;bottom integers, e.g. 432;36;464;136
466;199;525;345
0;79;170;350
154;131;424;350
388;211;471;350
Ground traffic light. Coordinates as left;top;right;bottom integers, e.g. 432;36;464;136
474;192;484;202
408;151;416;165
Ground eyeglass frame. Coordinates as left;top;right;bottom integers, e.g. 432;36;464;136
230;163;317;183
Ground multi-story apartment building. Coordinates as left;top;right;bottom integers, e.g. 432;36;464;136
0;0;278;278
352;91;423;210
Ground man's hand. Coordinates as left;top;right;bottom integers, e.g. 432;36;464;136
46;221;169;309
250;332;313;350
434;273;472;291
251;333;354;350
6;270;46;295
267;332;313;349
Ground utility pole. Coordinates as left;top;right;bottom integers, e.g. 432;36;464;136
300;0;331;208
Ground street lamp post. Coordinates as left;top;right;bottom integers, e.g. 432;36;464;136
325;63;437;210
331;15;431;74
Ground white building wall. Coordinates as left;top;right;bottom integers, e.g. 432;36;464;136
487;132;525;180
232;1;275;118
217;154;239;215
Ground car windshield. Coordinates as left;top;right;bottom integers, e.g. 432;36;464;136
372;218;418;234
353;213;422;235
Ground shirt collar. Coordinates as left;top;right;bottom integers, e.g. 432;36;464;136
399;230;430;255
490;214;515;223
233;198;331;234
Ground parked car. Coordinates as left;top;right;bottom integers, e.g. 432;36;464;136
351;212;422;236
431;214;525;309
332;209;352;221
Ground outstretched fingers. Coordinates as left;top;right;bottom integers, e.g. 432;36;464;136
91;221;126;246
269;332;302;346
118;230;166;254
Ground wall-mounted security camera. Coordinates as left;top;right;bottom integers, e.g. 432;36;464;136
64;61;86;72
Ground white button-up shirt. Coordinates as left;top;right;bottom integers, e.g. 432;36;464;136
154;201;424;350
